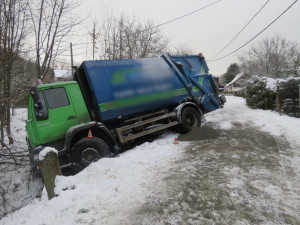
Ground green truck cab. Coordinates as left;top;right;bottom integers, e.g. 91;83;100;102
26;82;89;171
26;81;111;173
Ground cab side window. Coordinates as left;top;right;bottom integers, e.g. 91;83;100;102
44;87;70;109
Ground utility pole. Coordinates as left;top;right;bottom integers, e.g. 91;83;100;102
92;22;96;60
90;22;99;60
70;42;74;78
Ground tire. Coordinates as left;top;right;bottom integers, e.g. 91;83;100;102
71;137;110;172
177;107;201;134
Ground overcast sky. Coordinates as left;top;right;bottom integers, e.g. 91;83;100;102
70;0;300;75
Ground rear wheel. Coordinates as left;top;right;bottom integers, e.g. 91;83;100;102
177;107;201;134
71;137;110;172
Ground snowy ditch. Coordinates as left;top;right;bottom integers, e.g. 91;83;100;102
1;96;300;224
1;133;189;225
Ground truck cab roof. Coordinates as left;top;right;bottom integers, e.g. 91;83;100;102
36;81;77;89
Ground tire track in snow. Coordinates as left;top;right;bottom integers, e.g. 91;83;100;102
131;124;300;224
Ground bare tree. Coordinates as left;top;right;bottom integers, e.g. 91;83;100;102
0;0;29;145
96;13;169;60
170;44;195;55
239;35;300;78
29;0;80;79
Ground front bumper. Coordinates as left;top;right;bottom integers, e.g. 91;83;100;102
29;145;44;174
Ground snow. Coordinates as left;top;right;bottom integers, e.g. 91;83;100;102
9;109;28;143
0;109;43;219
206;96;300;148
39;147;58;161
0;133;188;225
264;77;278;90
1;96;300;224
251;76;300;91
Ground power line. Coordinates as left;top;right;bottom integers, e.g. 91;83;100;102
210;0;270;60
73;0;223;46
152;0;223;29
57;52;86;57
209;0;298;62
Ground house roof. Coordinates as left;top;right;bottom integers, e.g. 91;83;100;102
224;72;244;88
53;69;72;78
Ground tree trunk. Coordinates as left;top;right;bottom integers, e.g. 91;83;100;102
4;64;13;145
264;91;267;110
0;119;4;147
6;107;13;145
0;0;28;146
0;79;4;147
293;98;296;117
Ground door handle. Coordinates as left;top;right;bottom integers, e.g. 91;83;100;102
67;115;77;120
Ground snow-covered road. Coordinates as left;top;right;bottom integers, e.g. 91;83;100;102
1;96;300;225
134;125;299;224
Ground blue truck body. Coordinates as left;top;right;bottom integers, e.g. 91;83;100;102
77;53;223;125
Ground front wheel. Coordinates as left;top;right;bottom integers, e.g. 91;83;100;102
71;137;110;172
177;107;201;134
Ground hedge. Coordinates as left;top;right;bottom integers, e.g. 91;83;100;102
241;76;300;117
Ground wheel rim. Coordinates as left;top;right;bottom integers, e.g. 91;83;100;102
81;148;100;166
185;113;197;127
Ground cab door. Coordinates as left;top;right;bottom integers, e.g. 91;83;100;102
35;86;79;144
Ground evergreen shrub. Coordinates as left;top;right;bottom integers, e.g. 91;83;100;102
243;76;299;117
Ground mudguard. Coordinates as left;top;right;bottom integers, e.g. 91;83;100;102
64;122;119;154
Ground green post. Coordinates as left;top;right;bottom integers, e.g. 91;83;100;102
39;150;62;200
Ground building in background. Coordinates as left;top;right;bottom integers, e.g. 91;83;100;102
42;69;72;83
224;72;245;93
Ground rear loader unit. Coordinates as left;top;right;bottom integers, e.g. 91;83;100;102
26;53;226;173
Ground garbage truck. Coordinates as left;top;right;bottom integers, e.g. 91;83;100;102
26;53;226;173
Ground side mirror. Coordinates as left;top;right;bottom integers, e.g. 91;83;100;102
30;86;48;121
30;86;42;109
